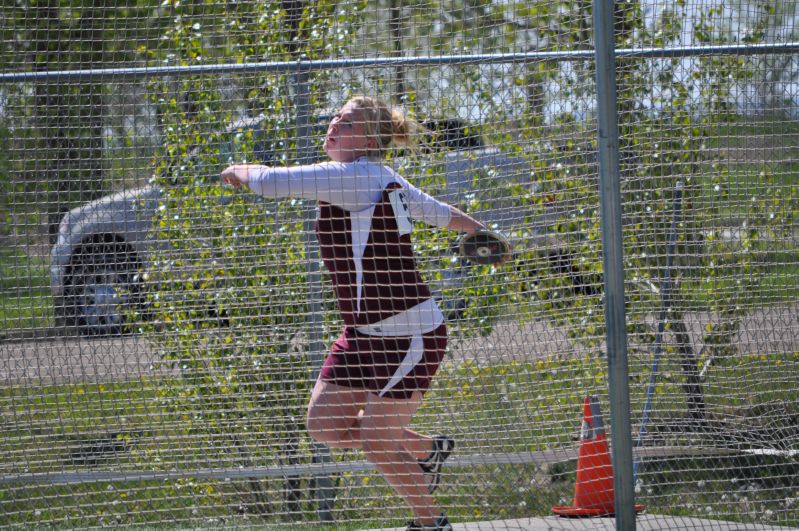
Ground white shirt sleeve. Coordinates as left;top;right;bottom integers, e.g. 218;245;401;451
247;160;452;228
247;161;380;211
394;175;452;229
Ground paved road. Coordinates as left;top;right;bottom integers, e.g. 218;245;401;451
372;514;799;530
0;320;574;385
0;334;175;385
2;305;797;385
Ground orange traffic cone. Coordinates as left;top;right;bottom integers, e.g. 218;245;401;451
552;395;645;517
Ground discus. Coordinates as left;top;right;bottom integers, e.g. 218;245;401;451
458;230;512;266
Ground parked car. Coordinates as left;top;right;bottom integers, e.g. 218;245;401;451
51;185;159;335
51;118;552;335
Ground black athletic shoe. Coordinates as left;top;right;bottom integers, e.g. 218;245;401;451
418;435;455;494
406;515;453;531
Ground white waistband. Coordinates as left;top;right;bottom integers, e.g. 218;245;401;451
356;298;445;337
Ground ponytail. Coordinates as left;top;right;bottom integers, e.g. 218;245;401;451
348;96;421;159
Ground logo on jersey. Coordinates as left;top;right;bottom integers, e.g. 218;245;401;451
388;189;413;236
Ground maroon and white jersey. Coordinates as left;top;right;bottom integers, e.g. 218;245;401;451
248;157;451;336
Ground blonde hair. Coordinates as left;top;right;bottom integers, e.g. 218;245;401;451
347;96;420;159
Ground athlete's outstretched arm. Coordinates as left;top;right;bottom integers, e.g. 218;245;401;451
222;162;388;211
446;205;486;234
223;163;485;236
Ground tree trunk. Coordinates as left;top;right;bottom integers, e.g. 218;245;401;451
389;0;406;100
671;318;707;421
525;65;546;126
33;1;105;243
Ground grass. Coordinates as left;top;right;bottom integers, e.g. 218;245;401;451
1;351;797;529
0;247;55;334
678;246;799;310
644;114;799;310
0;369;574;528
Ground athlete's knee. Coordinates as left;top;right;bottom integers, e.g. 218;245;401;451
306;408;334;443
307;407;354;445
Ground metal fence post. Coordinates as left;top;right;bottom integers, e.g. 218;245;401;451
293;70;335;522
592;1;636;529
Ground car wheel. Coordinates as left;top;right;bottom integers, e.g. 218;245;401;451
65;240;143;336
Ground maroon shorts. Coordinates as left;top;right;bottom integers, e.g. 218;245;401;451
319;324;448;400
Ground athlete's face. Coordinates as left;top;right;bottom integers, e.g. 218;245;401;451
324;103;376;162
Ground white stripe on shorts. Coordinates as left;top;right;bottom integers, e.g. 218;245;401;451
378;334;425;398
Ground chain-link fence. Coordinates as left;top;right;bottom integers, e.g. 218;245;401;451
1;0;797;529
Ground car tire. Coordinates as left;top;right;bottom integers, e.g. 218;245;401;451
64;238;143;336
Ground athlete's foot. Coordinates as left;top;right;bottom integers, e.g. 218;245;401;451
406;514;453;530
418;435;454;494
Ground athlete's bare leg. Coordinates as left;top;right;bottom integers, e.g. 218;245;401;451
359;391;441;526
306;379;434;457
306;381;441;526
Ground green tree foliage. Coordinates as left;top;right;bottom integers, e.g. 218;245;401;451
507;0;795;421
1;1;173;241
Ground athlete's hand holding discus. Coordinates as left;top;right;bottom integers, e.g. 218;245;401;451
458;229;513;267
